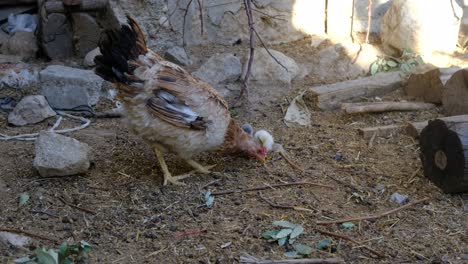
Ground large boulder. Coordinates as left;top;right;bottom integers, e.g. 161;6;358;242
1;31;38;61
248;49;299;85
381;0;462;60
193;53;242;85
71;13;100;57
33;131;91;177
168;0;325;45
40;65;104;109
8;95;56;126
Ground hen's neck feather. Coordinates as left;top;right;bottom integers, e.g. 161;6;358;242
222;120;251;153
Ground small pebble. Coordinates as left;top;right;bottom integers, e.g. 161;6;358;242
390;192;409;205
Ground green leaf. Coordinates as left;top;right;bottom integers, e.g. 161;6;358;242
386;60;398;67
272;220;297;229
262;230;280;240
341;222;355;230
14;256;33;263
19;193;30;206
400;63;411;72
316;239;331;250
370;62;379;75
293;244;313;255
288;237;296;245
35;248;58;264
284;251;301;258
275;229;293;239
416;55;424;65
277;237;288;246
290;225;304;239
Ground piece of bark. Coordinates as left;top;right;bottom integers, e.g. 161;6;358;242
442;69;468;116
404;65;460;104
342;101;435;114
45;0;107;13
307;72;402;110
419;119;468;193
358;124;404;139
406;114;468;138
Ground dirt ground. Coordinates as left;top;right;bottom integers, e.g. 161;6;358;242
0;39;467;264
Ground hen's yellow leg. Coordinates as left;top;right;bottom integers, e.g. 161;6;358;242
185;159;216;174
153;147;190;186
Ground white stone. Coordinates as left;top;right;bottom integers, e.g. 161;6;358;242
8;95;56;126
83;47;101;67
381;0;462;58
33;131;91;177
40;65;104;109
0;232;31;247
193;53;241;85
248;49;299;85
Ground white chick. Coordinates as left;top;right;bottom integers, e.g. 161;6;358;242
254;130;274;152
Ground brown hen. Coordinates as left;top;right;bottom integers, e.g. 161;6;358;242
94;16;266;185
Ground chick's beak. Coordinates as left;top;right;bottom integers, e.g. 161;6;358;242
257;155;267;163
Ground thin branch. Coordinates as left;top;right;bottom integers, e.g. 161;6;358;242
315;229;386;258
251;8;287;22
0;227;59;243
258;192;315;212
317;198;430;225
212;181;333;196
196;0;204;35
365;0;372;43
182;0;194;47
237;0;255;102
253;28;288;72
240;254;345;264
57;196;96;215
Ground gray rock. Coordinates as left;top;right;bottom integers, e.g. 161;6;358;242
8;95;56;126
83;47;101;67
193;53;241;85
164;46;192;66
353;0;391;33
0;63;39;90
390;192;409;205
2;31;38;61
40;65;104;109
0;232;31;247
33;131;91;177
72;13;100;57
42;13;74;59
381;0;462;57
0;54;22;64
248;49;299;85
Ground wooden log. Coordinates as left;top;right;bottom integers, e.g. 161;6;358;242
342;101;435;114
358;124;404;139
419;119;468;193
405;115;468;138
404;65;460;104
306;72;402;110
45;0;107;13
442;69;468;116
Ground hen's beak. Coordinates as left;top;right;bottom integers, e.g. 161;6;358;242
257;156;267;163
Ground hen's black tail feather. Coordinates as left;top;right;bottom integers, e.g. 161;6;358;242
94;16;147;84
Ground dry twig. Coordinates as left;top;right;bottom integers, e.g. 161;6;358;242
0;227;59;243
240;254;345;264
212;181;333;196
317;198;429;225
57;196;96;215
258;192;314;212
237;0;255;101
365;0;373;43
315;229;385;258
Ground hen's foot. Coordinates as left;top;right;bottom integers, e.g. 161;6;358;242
163;173;191;186
186;160;216;174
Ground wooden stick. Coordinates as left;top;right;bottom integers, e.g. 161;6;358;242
317;198;429;225
315;229;385;258
240;254;345;264
365;0;372;43
0;227;58;243
57;197;96;215
279;151;305;172
212;181;333;196
259;192;314;212
342;101;436;114
358;124;404;139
